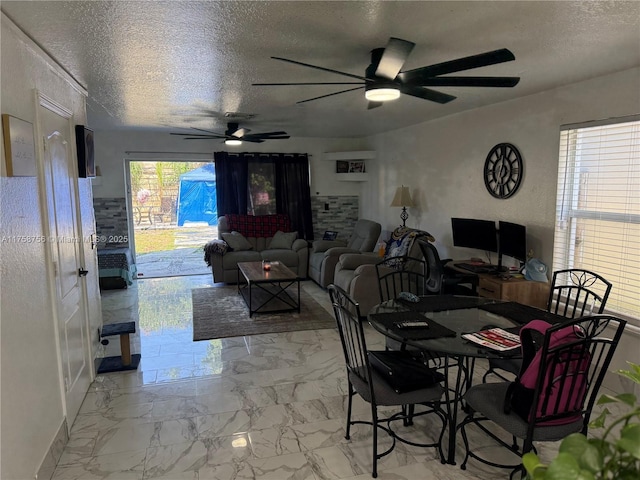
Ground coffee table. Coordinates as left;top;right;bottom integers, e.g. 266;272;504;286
237;261;300;317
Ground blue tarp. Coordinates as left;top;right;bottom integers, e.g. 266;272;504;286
176;163;218;226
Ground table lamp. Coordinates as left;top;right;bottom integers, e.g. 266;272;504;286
390;185;415;227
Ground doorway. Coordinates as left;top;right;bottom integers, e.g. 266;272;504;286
127;160;218;278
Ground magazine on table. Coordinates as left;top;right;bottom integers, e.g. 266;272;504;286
462;327;521;351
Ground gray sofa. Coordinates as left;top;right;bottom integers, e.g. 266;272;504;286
309;219;381;288
333;227;435;316
204;214;309;283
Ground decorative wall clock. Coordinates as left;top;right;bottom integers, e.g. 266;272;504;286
483;143;523;199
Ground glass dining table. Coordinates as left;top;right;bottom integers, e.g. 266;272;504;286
367;295;560;465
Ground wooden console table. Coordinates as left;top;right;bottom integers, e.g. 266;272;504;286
476;274;549;309
447;262;550;309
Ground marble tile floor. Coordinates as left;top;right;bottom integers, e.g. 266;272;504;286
55;275;613;480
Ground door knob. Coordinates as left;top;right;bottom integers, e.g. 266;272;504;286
78;268;89;277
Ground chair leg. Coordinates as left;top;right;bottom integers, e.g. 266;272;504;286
345;384;354;440
371;403;378;478
403;404;415;426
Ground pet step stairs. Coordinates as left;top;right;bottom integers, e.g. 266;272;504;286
97;321;141;374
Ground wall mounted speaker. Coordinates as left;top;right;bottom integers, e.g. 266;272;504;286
75;125;95;178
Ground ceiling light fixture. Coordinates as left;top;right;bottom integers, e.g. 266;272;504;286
225;138;242;146
365;83;401;102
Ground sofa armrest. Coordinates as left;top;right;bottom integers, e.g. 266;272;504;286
204;239;229;266
312;239;347;253
338;252;380;270
324;246;359;259
291;238;309;252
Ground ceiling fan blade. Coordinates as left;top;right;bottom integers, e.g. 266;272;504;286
367;101;383;110
400;85;456;104
181;137;220;140
399;48;516;83
171;132;224;138
271;56;370;82
247;135;290;141
417;76;520;88
232;128;249;138
191;127;228;137
253;82;364;86
375;37;415;80
251;131;288;137
243;138;265;143
296;86;365;104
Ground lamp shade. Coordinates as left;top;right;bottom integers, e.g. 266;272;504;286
390;186;415;207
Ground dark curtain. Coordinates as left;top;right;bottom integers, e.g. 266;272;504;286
214;151;313;241
214;151;248;215
274;153;314;241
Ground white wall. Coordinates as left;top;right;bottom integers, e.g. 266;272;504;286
363;67;640;387
0;14;98;480
91;131;370;200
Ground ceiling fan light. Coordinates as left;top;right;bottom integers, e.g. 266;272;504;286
225;138;242;146
365;85;400;102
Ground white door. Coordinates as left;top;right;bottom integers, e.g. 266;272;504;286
39;95;91;428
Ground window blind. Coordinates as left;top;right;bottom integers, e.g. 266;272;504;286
553;117;640;322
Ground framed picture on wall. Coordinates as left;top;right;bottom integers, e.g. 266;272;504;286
336;160;349;173
348;161;365;173
75;125;95;177
2;114;37;176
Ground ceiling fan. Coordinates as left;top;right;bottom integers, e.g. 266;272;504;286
253;37;520;109
170;122;290;145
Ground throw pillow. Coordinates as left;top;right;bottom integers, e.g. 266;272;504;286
269;230;298;249
221;231;253;251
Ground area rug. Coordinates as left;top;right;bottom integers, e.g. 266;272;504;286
191;286;336;341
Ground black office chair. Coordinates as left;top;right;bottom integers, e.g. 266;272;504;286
458;315;626;478
483;268;613;382
328;284;447;477
417;239;478;295
375;255;426;302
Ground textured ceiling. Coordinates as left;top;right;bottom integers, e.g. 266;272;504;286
2;1;639;138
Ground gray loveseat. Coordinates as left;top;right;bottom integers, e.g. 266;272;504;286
204;214;309;283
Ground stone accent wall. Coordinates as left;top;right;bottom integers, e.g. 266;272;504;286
93;197;130;249
311;196;359;242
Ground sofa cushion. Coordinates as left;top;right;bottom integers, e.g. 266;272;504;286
222;250;262;269
261;249;300;267
221;231;253;251
269;230;298;249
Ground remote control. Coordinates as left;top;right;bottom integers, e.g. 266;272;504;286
395;321;429;328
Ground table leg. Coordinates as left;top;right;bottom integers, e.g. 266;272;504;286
443;354;466;465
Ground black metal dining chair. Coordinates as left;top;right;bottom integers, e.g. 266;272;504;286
375;255;426;302
458;315;626;479
328;284;448;478
483;268;613;382
417;239;478;295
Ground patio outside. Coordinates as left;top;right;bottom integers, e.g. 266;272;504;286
130;161;217;279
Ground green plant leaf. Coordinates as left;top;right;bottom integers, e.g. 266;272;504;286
559;434;602;473
617;423;640;460
589;409;610;429
523;452;546;477
618;362;640;381
546;452;595;480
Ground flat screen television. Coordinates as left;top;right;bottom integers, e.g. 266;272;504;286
451;218;498;253
498;221;527;267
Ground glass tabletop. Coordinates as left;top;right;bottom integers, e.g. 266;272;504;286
368;296;522;359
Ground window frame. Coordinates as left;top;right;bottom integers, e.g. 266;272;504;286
553;115;640;326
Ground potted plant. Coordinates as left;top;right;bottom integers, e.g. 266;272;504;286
523;362;640;479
